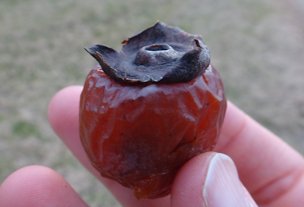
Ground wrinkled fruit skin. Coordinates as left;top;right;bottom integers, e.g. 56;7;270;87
80;65;226;199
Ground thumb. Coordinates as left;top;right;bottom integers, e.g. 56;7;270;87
171;153;258;207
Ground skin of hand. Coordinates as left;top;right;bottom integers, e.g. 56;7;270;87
1;86;304;207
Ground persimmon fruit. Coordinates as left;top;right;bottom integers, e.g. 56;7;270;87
80;22;227;199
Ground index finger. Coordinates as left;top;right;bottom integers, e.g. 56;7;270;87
215;102;304;206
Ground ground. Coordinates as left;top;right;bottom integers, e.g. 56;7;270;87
0;0;303;206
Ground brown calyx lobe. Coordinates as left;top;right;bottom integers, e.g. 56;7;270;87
85;22;210;84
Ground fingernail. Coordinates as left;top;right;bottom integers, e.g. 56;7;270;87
202;153;258;207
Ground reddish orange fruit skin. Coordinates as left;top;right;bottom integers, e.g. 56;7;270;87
80;65;226;199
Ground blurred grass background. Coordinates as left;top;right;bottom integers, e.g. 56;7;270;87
0;0;303;206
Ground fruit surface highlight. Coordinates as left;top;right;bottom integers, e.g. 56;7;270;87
80;22;226;199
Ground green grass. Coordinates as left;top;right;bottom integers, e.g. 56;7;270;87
1;0;304;206
12;120;40;138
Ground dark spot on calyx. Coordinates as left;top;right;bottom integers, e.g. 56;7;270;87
85;22;210;84
145;44;170;51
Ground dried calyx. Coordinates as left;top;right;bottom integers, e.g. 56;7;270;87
85;22;210;84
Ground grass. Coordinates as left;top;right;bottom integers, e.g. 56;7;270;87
12;120;40;138
0;0;303;206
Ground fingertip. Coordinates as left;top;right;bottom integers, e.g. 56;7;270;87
48;85;83;138
0;165;88;207
171;153;258;207
201;154;258;207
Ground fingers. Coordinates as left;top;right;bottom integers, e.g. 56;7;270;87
0;165;88;207
48;86;170;207
171;152;258;207
215;102;304;206
48;86;304;206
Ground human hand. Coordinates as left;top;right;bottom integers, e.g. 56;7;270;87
1;86;304;207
